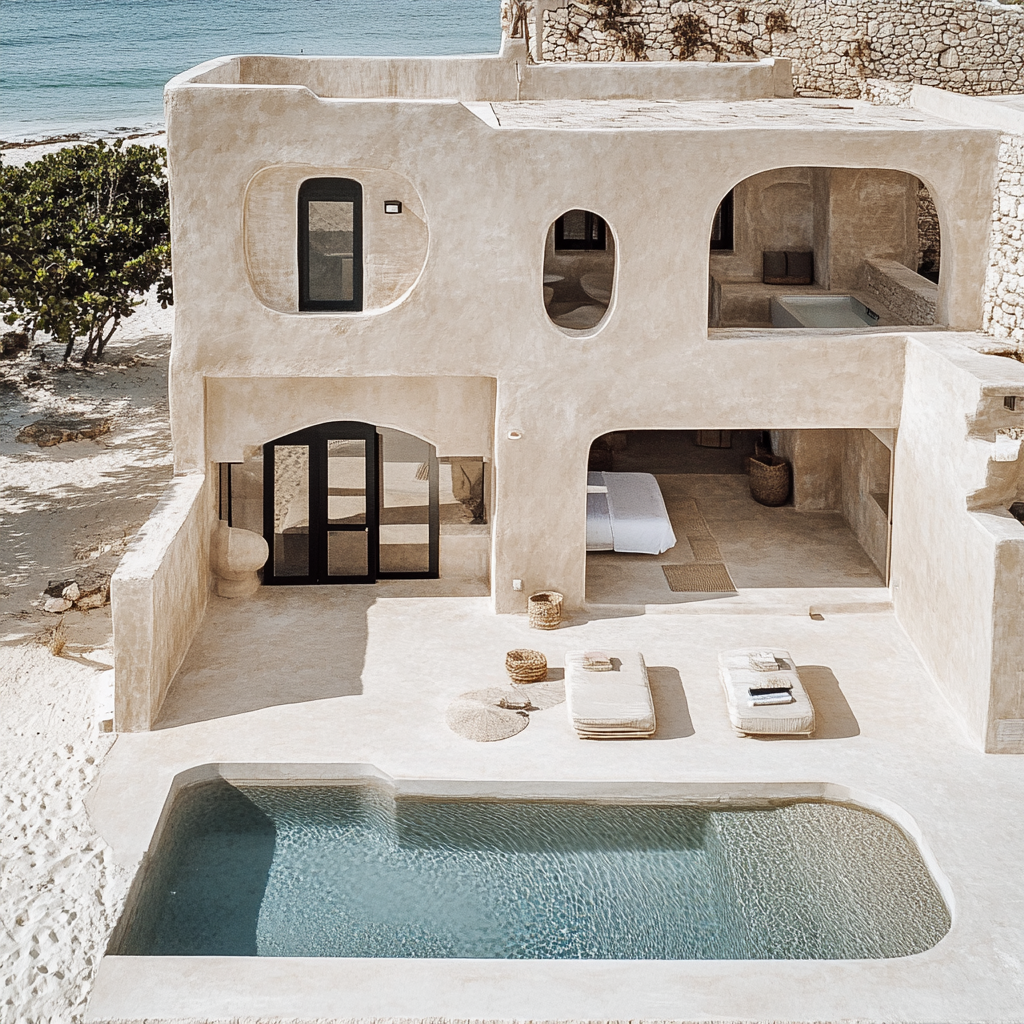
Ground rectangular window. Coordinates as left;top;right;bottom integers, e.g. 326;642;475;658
555;210;606;251
710;190;734;251
299;178;363;311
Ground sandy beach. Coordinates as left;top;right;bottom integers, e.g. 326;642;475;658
1;290;174;1023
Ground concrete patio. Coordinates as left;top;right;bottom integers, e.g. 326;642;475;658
88;586;1024;1023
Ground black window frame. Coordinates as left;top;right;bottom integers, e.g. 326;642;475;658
710;189;734;251
554;210;607;251
298;177;363;312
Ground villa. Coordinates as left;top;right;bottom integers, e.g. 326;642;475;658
87;4;1024;1022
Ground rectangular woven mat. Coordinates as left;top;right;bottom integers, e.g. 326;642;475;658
688;537;722;563
662;562;737;594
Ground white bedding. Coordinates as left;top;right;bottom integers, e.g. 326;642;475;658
586;471;677;554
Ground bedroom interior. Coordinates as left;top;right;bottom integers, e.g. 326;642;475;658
584;429;891;606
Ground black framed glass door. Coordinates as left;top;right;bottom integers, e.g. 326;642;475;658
263;422;438;585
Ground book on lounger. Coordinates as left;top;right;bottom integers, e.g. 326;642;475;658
748;683;794;696
749;691;796;706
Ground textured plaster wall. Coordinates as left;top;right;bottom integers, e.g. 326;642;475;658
866;83;1024;350
111;474;212;732
245;165;428;313
892;336;1024;753
164;73;999;612
841;428;891;577
536;0;1024;98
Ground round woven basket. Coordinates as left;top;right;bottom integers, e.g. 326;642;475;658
749;456;791;507
505;648;548;684
528;591;563;630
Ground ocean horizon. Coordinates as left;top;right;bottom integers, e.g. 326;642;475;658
0;0;502;143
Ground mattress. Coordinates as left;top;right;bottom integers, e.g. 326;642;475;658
586;471;677;554
565;650;656;739
718;648;816;736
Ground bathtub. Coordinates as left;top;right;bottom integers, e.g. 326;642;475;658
771;294;882;329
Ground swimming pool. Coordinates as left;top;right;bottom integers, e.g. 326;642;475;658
771;295;882;329
116;779;949;960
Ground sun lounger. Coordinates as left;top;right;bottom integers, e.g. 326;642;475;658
565;650;656;739
718;648;815;736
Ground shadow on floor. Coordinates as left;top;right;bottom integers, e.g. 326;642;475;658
749;665;860;741
648;666;695;740
155;588;376;729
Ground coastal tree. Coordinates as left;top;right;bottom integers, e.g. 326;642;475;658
0;140;172;363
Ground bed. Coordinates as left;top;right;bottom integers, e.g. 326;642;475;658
586;471;677;554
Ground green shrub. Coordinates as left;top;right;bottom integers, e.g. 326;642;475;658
0;140;171;363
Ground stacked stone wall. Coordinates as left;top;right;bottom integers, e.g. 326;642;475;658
983;134;1024;347
537;1;1023;98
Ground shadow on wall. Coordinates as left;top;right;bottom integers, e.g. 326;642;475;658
751;665;860;741
154;587;373;729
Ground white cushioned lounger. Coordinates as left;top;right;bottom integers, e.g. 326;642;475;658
718;648;815;736
565;650;656;739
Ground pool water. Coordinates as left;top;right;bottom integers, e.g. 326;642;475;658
117;782;949;960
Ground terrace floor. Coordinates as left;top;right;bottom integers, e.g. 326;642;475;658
87;587;1024;1023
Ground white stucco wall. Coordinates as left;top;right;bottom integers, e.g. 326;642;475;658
111;474;212;732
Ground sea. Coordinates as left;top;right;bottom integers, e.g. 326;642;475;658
0;0;502;143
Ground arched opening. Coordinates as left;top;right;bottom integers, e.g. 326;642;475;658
543;209;615;331
585;429;890;607
708;168;940;329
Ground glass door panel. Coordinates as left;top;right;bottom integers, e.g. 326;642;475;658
379;427;432;575
272;445;309;577
307;200;355;303
327;439;366;524
327;531;368;577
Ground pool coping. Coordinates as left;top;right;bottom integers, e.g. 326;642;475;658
87;762;969;1024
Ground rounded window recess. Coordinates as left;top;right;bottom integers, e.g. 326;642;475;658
544;210;614;333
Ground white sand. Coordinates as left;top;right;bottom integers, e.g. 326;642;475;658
0;294;174;1022
1;133;167;169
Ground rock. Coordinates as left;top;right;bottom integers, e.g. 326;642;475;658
43;597;72;614
23;369;43;383
45;579;77;598
1;331;29;356
44;571;111;610
16;416;111;447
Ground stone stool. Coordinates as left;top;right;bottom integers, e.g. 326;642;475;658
210;520;269;598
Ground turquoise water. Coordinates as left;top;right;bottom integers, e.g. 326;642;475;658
0;0;501;142
117;781;950;959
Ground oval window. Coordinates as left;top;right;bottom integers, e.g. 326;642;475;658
543;210;614;332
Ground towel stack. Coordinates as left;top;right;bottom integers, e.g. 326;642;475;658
749;651;782;672
744;652;794;705
582;651;614;672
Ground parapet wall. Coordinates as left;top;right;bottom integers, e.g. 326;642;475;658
534;0;1024;98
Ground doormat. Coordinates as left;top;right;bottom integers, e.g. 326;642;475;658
662;562;737;593
688;537;723;563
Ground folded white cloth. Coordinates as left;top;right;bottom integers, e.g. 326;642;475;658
582;651;613;672
749;651;782;672
586;484;608;494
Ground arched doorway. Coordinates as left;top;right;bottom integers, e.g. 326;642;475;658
262;421;439;584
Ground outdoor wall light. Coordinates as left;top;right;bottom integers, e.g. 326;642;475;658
384;200;402;214
507;429;523;440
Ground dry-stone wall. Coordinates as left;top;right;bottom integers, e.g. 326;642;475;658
984;134;1024;347
537;1;1023;98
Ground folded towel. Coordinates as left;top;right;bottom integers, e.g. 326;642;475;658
749;651;782;672
586;484;609;494
582;651;614;672
749;692;795;706
748;684;794;697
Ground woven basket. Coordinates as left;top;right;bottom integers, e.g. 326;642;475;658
505;648;548;684
528;591;563;630
749;456;791;507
